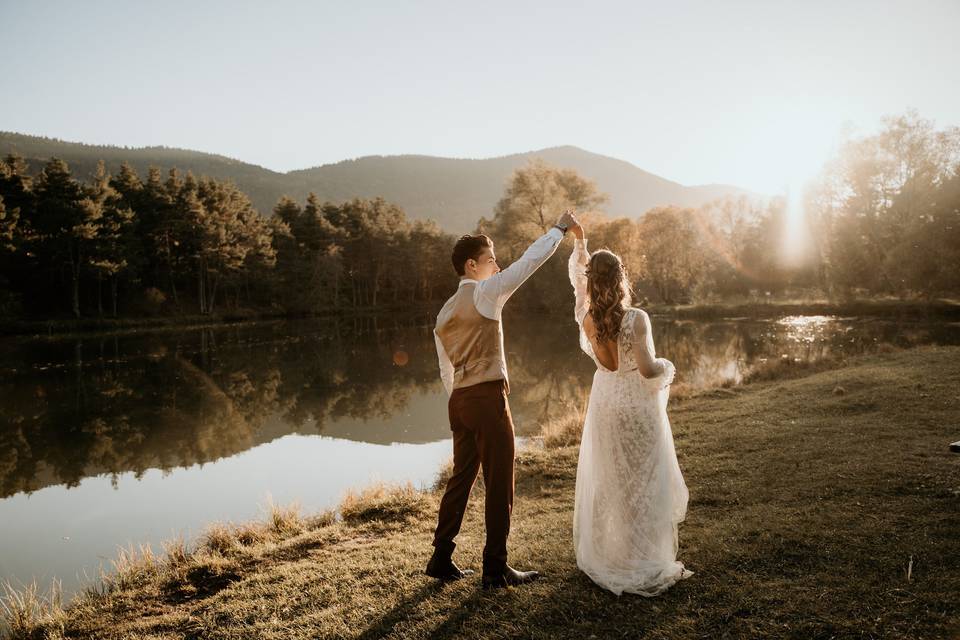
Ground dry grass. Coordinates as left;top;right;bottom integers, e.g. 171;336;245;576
540;388;589;449
263;496;305;536
0;580;64;639
431;457;455;493
0;497;341;640
742;354;849;384
650;298;960;320
540;413;584;448
3;346;959;639
104;543;160;592
339;481;434;524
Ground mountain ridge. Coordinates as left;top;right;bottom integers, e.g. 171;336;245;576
0;131;760;232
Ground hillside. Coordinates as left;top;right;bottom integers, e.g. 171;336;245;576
0;131;757;232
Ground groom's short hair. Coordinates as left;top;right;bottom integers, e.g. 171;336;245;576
452;234;493;276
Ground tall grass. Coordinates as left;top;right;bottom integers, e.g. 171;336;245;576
339;481;433;524
0;496;326;638
540;389;589;448
263;494;305;536
0;579;64;639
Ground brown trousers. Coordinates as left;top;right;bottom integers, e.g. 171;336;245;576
432;379;515;572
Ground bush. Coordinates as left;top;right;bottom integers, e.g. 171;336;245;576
137;287;168;315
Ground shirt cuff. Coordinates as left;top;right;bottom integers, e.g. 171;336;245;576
547;226;564;241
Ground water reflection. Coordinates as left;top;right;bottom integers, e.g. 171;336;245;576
2;314;960;500
0;316;451;499
776;315;836;343
1;312;959;600
648;315;960;391
0;435;453;604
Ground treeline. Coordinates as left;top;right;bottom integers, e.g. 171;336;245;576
0;157;456;319
1;110;957;321
477;158;816;309
811;112;960;298
483;111;960;308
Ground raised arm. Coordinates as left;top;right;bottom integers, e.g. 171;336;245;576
475;224;565;319
567;225;589;325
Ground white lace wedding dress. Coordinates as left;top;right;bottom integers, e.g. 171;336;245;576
569;239;692;596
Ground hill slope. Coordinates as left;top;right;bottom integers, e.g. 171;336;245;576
1;132;757;232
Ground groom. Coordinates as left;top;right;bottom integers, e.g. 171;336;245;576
426;210;577;588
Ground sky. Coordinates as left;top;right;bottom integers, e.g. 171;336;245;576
1;0;958;195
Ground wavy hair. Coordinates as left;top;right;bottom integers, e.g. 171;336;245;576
586;249;632;343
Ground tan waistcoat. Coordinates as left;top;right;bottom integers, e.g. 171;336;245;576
435;282;510;393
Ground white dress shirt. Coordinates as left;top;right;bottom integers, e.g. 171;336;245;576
434;227;565;396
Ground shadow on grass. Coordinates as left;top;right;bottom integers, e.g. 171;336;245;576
354;579;484;640
353;567;597;640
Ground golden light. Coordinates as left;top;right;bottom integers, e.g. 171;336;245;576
752;110;838;267
776;315;834;344
687;104;842;271
780;177;815;267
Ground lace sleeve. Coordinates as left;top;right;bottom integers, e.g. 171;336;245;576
620;307;637;353
644;358;676;389
633;309;676;387
568;238;589;325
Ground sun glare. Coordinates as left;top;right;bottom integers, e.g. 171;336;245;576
760;113;839;267
780;177;814;266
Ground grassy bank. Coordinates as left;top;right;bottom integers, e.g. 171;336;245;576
3;347;959;639
0;311;293;340
4;298;959;339
0;303;443;339
646;298;960;320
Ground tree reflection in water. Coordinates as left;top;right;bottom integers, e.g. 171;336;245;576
1;313;959;499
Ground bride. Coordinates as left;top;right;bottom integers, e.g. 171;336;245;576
567;219;692;596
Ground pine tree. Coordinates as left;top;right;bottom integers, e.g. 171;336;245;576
32;158;99;317
0;194;18;252
87;161;138;316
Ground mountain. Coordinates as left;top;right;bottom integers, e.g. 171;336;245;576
0;131;758;233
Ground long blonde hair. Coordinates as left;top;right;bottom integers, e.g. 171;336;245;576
586;249;632;343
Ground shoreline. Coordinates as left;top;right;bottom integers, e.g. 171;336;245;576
0;304;443;340
2;298;959;340
2;345;958;639
645;298;960;320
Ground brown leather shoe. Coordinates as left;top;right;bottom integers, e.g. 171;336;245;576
481;565;540;589
425;555;475;581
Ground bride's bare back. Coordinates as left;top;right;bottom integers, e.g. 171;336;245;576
582;314;619;372
583;309;664;378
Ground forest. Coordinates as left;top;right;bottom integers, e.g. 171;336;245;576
0;111;957;321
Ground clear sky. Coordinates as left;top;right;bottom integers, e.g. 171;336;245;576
1;0;957;194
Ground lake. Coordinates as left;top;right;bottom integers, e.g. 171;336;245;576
2;311;959;601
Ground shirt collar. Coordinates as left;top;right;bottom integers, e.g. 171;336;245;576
458;278;478;287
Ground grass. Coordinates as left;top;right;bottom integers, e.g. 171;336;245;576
647;298;960;320
2;346;959;639
0;581;64;639
339;483;434;525
540;413;586;449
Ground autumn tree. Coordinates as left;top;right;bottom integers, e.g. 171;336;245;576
812;111;960;296
636;206;707;303
483;159;607;262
